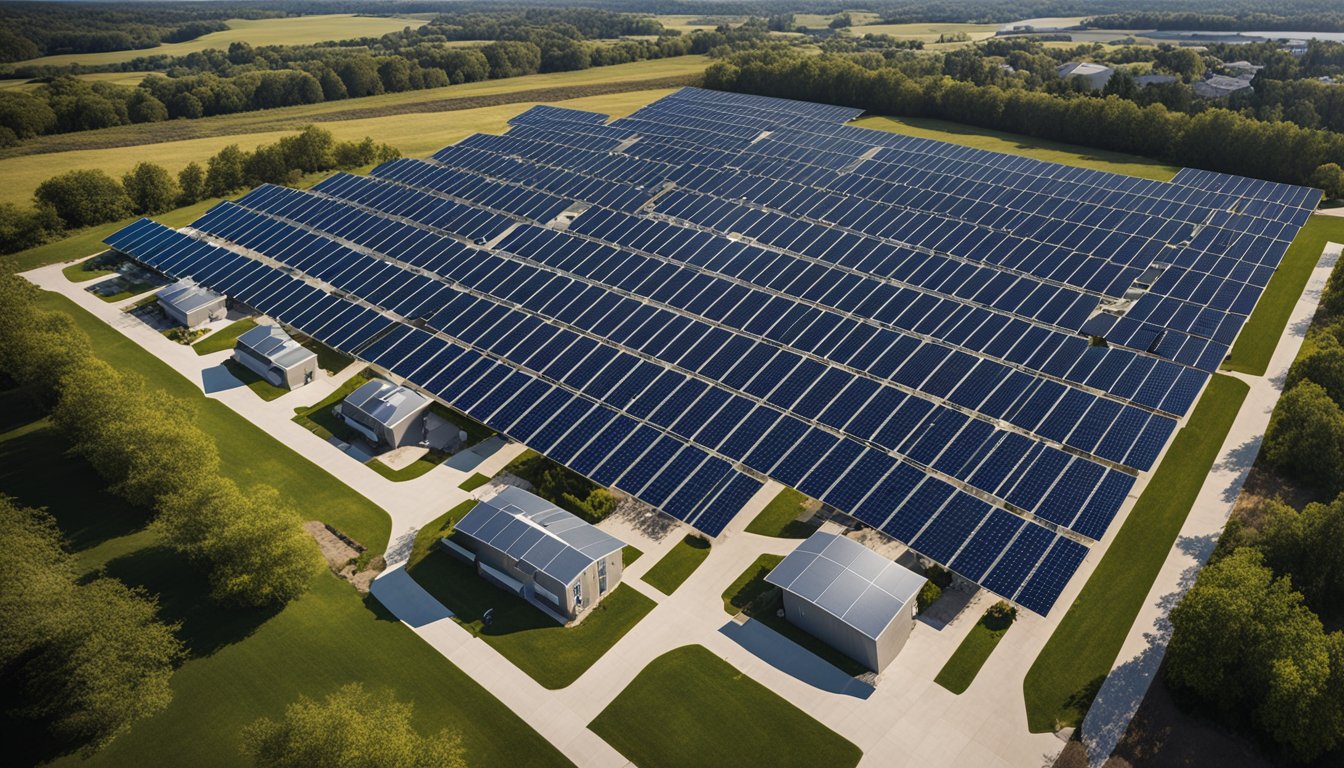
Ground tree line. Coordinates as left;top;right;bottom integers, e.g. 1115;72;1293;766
0;0;267;62
1;125;398;256
703;48;1344;194
1164;259;1344;764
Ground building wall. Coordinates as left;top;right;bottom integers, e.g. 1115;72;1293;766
343;400;429;447
161;296;226;328
458;533;624;622
280;355;318;389
781;589;914;673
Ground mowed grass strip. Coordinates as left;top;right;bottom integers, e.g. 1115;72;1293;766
1223;215;1344;376
1023;374;1250;731
33;291;390;552
641;534;710;595
589;645;862;768
745;486;816;538
934;606;1014;694
193;317;258;355
852;114;1180;181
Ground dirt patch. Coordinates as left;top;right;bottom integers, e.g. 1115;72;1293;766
303;520;384;593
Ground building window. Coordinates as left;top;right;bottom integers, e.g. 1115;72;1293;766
573;581;583;610
598;559;608;594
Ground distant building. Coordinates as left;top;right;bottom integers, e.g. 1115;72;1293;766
450;486;626;622
157;278;225;328
232;324;317;390
1056;61;1115;91
766;531;926;673
339;378;431;448
1135;74;1177;87
1223;60;1264;80
1194;74;1254;99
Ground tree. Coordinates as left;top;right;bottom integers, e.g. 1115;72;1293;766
1262;380;1344;493
126;90;167;124
1259;494;1344;615
482;40;542;79
276;125;334;174
177;161;206;205
205;144;248;197
0;90;57;143
0;201;60;254
242;683;465;768
1286;333;1344;402
122;162;179;215
1312;162;1344;199
33;168;129;228
244;144;292;186
829;13;853;29
0;497;79;667
1166;548;1344;761
1154;45;1205;81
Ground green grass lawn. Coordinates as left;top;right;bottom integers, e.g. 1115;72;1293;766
589;645;862;768
61;256;117;282
193;317;258;355
640;534;710;595
0;393;568;768
1023;374;1250;732
293;370;371;441
459;471;491;491
365;450;448;482
408;548;655;689
622;544;643;567
720;554;869;677
745;487;818;538
934;606;1015;694
220;358;288;402
35;291;389;553
853;114;1180;181
407;500;477;569
93;278;159;303
1223;215;1344;376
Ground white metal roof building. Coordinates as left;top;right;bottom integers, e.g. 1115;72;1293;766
767;531;927;672
157;278;225;328
1056;61;1115;90
339;377;431;447
452;486;626;620
232;323;317;389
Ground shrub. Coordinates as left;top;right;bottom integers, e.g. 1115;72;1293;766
33;168;129;228
917;580;942;613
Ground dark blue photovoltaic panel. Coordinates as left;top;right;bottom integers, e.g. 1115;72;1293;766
104;85;1319;616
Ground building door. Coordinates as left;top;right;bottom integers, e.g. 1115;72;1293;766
598;559;608;595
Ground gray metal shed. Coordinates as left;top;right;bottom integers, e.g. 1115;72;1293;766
232;324;317;389
452;486;626;622
157;278;225;328
339;378;430;448
766;531;926;673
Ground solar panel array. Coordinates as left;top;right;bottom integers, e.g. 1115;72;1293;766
105;87;1319;615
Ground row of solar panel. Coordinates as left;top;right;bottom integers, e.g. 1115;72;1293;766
132;205;1103;614
193;195;1141;544
287;172;1203;431
108;216;766;536
379;156;651;214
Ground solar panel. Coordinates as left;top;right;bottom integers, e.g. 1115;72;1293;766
103;86;1319;615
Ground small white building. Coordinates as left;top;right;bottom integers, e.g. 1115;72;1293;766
339;377;431;448
1194;74;1254;99
1224;60;1264;80
766;531;927;673
1056;61;1115;91
232;324;317;390
157;278;225;328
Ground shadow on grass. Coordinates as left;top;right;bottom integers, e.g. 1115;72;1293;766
0;410;149;553
409;552;555;637
100;545;282;659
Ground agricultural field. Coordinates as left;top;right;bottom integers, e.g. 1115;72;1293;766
847;21;999;43
13;14;427;68
0;57;707;207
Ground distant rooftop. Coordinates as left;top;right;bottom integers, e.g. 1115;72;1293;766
236;323;315;370
1056;61;1113;78
342;378;429;428
455;486;625;586
767;531;926;640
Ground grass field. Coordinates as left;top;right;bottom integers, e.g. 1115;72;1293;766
849;21;998;42
853;115;1180;181
640;534;711;595
409;548;655;689
934;605;1015;694
589;645;862;768
745;487;816;538
17;15;426;68
1022;374;1250;732
34;291;390;552
459;471;491;491
0;61;704;207
1223;215;1344;376
0;377;566;768
192;317;258;355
